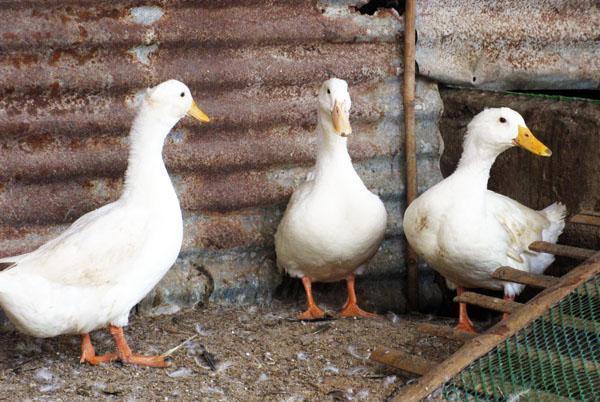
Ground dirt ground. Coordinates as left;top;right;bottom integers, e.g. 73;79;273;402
0;302;461;401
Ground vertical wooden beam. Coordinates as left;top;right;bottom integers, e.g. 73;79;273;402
404;0;418;311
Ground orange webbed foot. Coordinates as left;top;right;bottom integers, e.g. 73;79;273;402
337;274;377;319
109;324;171;368
455;288;478;333
120;354;171;368
297;305;326;321
338;303;378;319
297;276;327;320
454;320;478;334
79;333;118;366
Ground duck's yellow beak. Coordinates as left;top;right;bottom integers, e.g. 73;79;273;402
332;101;352;137
513;126;551;157
187;101;210;123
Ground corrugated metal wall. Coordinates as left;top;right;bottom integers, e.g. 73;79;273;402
0;1;444;313
416;0;600;90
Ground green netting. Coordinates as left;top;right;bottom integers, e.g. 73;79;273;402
441;275;600;402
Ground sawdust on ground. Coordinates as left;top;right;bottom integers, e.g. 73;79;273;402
0;302;461;401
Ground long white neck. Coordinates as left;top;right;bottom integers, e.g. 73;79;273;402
121;104;179;203
452;133;503;191
313;109;358;184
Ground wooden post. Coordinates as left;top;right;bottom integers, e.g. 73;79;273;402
404;0;418;311
370;348;436;376
529;241;596;260
492;266;559;289
392;252;600;402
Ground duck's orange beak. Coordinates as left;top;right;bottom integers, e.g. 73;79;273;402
187;101;210;123
332;101;352;137
513;126;551;156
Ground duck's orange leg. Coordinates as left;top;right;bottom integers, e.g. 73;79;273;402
338;274;377;319
455;287;477;333
502;295;514;321
298;277;326;320
108;325;170;368
79;333;117;365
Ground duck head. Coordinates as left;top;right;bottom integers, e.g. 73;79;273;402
144;79;210;124
318;78;352;137
466;107;551;157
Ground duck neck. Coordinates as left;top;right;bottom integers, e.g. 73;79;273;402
122;105;178;203
452;134;502;191
314;111;355;181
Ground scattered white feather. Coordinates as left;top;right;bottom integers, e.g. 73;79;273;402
215;360;234;373
34;367;54;382
201;386;225;395
347;345;369;360
323;365;339;374
507;388;530;402
194;324;211;336
296;352;308;361
386;311;400;323
167;367;193;378
384;375;397;386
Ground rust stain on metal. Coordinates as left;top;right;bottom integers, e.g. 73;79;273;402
416;0;600;89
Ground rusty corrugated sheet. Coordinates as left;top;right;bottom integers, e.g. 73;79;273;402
0;1;443;311
416;0;600;90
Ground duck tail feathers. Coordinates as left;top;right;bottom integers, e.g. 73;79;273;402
540;202;567;243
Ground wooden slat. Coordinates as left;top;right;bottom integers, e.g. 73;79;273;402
370;348;436;376
454;292;522;313
416;322;476;343
570;213;600;227
492;266;559;289
393;252;600;402
529;241;596;260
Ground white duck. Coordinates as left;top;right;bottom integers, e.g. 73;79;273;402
404;108;565;333
275;78;387;320
0;80;210;366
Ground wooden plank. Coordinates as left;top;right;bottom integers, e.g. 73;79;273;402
529;241;596;260
370;348;436;376
492;266;559;289
416;322;476;343
570;213;600;227
454;292;522;313
392;252;600;402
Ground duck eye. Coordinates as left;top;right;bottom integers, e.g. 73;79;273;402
180;92;185;98
499;117;506;123
327;89;330;94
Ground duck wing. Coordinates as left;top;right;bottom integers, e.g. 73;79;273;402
0;201;151;287
486;190;551;264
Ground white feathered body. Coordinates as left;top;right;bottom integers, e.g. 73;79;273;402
275;128;387;283
0;106;183;338
404;160;565;297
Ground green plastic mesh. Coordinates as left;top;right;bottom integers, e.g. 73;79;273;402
441;275;600;401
